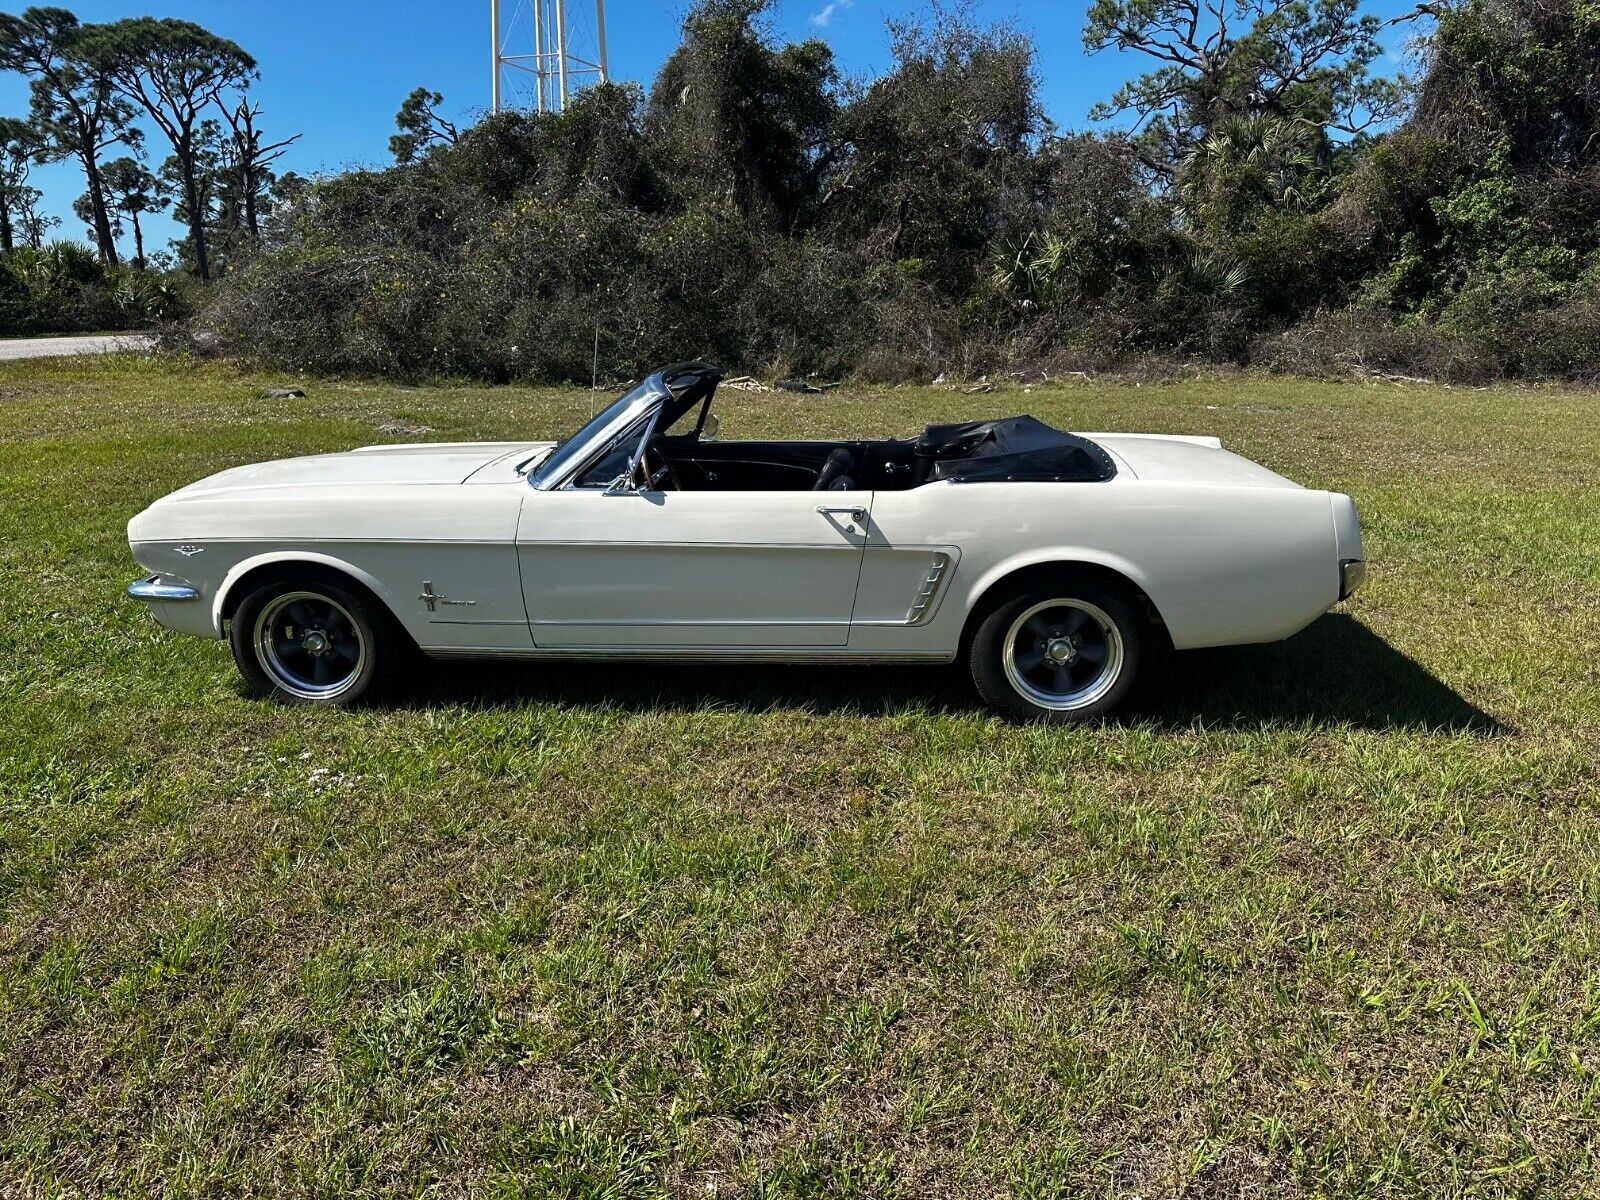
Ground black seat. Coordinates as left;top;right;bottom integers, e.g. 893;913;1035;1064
812;447;857;491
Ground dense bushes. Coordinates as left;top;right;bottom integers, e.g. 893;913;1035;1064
197;0;1600;383
1305;0;1600;380
0;241;186;334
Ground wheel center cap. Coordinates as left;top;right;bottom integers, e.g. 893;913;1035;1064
1046;637;1076;664
301;629;330;655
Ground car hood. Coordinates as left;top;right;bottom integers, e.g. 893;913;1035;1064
1084;433;1303;489
158;441;553;500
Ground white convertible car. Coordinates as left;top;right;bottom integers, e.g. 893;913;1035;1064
127;362;1365;722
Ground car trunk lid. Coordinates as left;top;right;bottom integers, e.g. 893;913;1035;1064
1084;433;1303;489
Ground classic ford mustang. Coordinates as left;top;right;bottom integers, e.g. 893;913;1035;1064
126;361;1365;721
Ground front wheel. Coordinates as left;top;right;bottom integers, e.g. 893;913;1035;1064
970;584;1145;723
230;576;397;706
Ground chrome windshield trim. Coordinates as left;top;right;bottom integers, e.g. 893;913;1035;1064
128;575;202;602
514;446;555;476
530;373;671;492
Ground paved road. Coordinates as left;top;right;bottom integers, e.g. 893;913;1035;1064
0;333;157;361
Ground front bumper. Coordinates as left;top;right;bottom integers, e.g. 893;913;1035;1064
1339;559;1367;601
128;574;202;602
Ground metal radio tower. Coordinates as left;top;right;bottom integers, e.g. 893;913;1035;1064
492;0;609;114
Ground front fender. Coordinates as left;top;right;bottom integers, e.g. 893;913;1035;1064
213;550;404;637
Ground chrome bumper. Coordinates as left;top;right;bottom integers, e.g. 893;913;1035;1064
128;574;201;602
1339;559;1367;601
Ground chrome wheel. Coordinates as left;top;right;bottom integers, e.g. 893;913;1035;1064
1001;598;1124;712
253;590;367;700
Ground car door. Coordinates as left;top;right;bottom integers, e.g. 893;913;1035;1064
516;487;873;648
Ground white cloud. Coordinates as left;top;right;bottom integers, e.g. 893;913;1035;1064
809;0;852;27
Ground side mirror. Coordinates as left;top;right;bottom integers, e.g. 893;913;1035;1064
702;413;720;441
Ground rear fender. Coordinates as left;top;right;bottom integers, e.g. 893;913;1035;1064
963;547;1169;624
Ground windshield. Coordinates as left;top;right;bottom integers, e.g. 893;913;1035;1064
528;378;666;488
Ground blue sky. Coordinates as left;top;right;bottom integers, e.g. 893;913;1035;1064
1;0;1420;256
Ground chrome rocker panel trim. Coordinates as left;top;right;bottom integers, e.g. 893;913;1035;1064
128;574;202;602
422;646;957;665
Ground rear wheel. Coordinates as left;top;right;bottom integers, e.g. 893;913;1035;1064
230;577;396;706
970;583;1144;723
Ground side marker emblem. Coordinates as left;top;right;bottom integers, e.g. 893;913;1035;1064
419;581;476;612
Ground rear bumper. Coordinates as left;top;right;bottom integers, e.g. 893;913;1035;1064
128;574;201;602
1339;558;1367;601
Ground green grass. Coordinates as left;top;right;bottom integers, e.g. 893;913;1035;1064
2;355;1598;1198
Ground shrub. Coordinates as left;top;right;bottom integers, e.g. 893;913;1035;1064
1248;306;1495;382
0;241;183;335
1436;265;1600;379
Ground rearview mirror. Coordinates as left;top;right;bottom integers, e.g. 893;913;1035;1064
702;413;720;441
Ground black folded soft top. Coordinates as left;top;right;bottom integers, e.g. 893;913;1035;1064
916;415;1116;483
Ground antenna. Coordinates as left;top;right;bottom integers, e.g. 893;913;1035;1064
493;0;609;113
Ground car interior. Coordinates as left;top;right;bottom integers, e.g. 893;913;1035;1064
655;435;923;491
569;364;1115;493
574;430;920;492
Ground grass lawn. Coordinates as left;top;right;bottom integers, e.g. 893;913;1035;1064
2;355;1598;1198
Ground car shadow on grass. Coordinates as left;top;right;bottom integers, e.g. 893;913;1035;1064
1130;614;1504;734
394;613;1502;734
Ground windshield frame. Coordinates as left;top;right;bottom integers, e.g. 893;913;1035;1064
528;374;670;491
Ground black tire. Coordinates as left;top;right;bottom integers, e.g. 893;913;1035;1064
969;580;1145;723
229;574;400;707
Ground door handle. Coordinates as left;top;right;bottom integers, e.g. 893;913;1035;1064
816;504;867;533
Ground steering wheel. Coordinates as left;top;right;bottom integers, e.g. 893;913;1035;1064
640;442;680;491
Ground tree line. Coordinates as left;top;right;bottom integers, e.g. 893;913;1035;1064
8;0;1598;381
0;6;302;332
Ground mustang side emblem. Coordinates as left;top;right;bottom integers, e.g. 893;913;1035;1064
174;544;205;557
418;581;476;612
